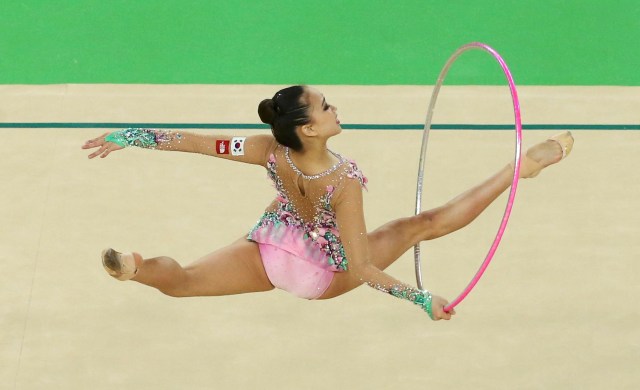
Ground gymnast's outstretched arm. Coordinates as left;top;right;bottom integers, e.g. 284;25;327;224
82;129;277;166
332;179;455;321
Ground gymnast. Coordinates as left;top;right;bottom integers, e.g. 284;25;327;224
82;85;573;321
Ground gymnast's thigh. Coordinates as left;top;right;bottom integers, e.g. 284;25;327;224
317;270;362;299
181;237;275;296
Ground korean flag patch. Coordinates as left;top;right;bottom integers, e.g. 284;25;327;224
231;137;246;156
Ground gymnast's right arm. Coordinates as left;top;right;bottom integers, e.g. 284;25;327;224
82;129;276;165
333;179;455;320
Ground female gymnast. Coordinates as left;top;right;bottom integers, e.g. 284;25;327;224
82;85;573;321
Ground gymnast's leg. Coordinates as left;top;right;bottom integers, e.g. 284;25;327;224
108;237;274;297
366;132;573;271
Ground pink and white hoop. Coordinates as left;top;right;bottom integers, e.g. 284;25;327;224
413;42;523;313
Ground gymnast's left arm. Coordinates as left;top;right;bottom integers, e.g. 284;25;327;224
83;129;274;165
334;180;455;321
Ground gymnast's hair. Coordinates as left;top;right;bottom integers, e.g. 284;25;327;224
258;85;310;151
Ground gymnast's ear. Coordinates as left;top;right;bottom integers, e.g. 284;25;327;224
299;125;318;137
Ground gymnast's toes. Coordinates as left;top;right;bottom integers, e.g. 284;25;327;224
101;248;141;281
519;131;574;178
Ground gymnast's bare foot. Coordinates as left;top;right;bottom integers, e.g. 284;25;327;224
519;131;574;178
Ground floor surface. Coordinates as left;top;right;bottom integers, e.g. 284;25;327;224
1;85;639;389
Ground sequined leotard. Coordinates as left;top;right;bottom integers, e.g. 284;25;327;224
98;128;435;316
247;144;368;299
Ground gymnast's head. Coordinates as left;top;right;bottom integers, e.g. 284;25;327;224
258;85;341;151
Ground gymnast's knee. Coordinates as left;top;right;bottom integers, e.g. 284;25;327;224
416;209;447;240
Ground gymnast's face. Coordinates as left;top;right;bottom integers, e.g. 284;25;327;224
303;87;342;139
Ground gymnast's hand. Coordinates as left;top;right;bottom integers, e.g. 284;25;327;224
82;132;124;159
431;294;456;321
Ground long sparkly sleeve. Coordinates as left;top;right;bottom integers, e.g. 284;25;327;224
333;179;434;318
105;128;184;150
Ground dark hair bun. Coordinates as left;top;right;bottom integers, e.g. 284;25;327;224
256;86;309;151
258;99;277;125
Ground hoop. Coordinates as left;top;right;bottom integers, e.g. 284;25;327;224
413;42;523;313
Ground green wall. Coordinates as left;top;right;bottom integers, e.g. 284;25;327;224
1;1;638;85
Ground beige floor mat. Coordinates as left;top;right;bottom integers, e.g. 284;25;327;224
1;85;639;389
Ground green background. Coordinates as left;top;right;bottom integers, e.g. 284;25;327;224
1;1;638;85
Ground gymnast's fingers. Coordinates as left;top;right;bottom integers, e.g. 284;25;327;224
88;144;108;159
441;306;456;320
101;142;125;158
435;307;449;320
82;133;109;149
430;295;452;321
443;304;456;319
443;305;456;316
82;139;100;149
100;144;117;158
